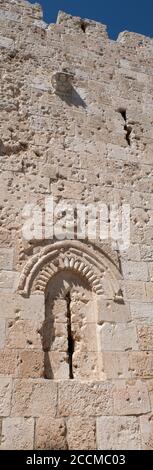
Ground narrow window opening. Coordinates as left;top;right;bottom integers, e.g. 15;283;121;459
81;21;87;33
65;291;74;379
120;109;127;121
124;124;132;146
118;108;132;146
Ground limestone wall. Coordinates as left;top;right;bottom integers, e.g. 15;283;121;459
0;0;153;450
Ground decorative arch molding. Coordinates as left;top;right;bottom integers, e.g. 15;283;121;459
18;240;122;298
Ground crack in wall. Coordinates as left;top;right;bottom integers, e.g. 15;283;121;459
118;108;132;146
65;291;74;379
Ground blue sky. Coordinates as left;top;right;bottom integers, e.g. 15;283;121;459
29;0;153;39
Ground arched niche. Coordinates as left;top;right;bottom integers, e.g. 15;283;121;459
17;241;123;381
18;240;122;299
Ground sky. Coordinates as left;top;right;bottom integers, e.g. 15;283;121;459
29;0;153;40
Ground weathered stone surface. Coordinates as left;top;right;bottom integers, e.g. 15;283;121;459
73;351;104;381
0;378;12;417
72;323;98;352
1;0;153;451
45;352;69;379
49;299;67;323
140;414;153;450
122;261;148;282
71;298;96;323
0;320;6;349
129;352;153;378
11;379;57;417
35;417;67;450
114;380;151;415
67;417;96;450
146;380;153;409
17;351;44;378
137;325;153;350
0;350;17;376
130;303;153;325
6;319;42;350
0;271;19;291
0;294;45;321
0;248;13;270
0;36;14;49
0;417;34;450
102;352;130;379
42;321;68;352
145;283;153;302
97;416;141;450
96;298;131;323
98;322;138;351
58;381;114;416
121;281;147;302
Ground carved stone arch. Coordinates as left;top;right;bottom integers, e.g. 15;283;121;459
18;241;122;299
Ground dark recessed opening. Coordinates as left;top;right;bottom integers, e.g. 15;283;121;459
81;21;87;33
65;291;74;379
118;108;127;122
117;108;132;146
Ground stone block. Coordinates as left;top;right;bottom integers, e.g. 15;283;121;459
17;295;45;321
0;319;6;349
35;417;67;450
44;352;69;380
48;299;67;323
97;416;141;450
146;377;153;405
11;379;57;417
0;378;12;417
96;298;131;323
0;248;14;270
0;417;34;450
42;321;68;352
58;381;113;417
0;294;18;319
72;322;98;352
120;244;141;262
122;261;148;281
130;303;153;325
121;281;147;301
6;319;42;350
102;352;130;379
140;414;153;450
17;351;44;378
71;299;96;323
114;380;150;415
145;282;153;301
129;352;153;378
0;271;19;291
73;351;104;381
0;350;17;376
97;322;138;351
67;417;96;450
137;325;153;350
0;36;14;49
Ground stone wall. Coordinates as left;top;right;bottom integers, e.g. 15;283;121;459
0;0;153;450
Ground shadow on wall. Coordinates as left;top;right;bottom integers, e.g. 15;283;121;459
52;71;87;108
56;85;87;109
